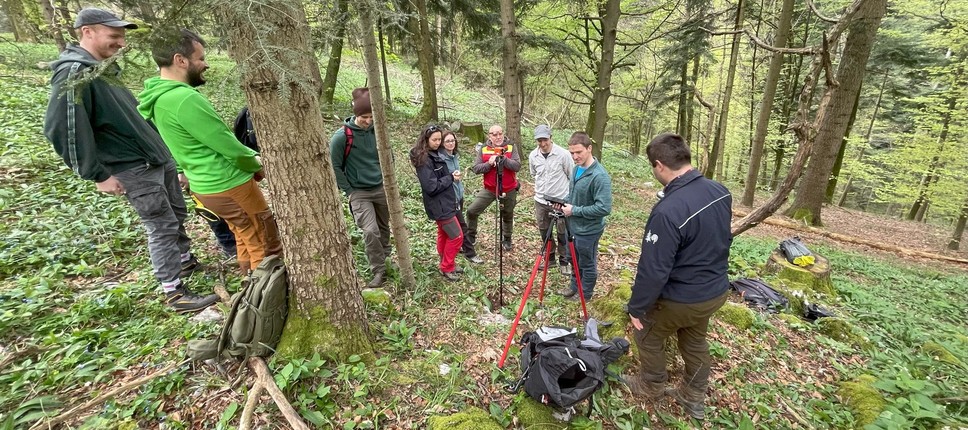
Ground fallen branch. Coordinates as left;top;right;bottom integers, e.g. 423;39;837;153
733;209;968;265
29;360;186;430
0;345;47;371
247;357;309;430
239;381;265;430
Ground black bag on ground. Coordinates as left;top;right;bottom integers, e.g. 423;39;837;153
803;302;835;321
730;278;789;313
516;320;629;410
187;255;289;360
779;236;815;267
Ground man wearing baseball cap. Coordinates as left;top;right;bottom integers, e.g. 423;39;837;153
528;124;573;275
44;8;218;313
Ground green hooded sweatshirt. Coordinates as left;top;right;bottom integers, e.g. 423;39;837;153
137;77;260;194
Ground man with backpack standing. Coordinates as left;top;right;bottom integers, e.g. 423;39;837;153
330;88;392;288
626;133;732;420
43;9;214;313
138;29;282;275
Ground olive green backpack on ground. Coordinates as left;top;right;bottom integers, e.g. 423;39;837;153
187;255;289;361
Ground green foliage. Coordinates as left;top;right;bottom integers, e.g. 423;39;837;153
427;406;502;430
715;302;756;330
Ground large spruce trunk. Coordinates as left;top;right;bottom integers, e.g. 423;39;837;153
220;0;371;360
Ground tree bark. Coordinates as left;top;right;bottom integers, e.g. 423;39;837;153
3;0;40;42
54;0;76;40
37;0;66;52
358;0;416;291
378;18;392;110
907;89;957;221
585;0;620;160
742;0;794;206
500;0;522;146
321;0;348;108
219;0;372;360
705;0;746;179
784;0;886;226
948;196;968;251
412;0;439;123
825;89;860;203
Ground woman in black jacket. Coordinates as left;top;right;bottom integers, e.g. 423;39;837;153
411;125;464;281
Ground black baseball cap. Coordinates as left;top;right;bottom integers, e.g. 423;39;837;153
73;8;138;29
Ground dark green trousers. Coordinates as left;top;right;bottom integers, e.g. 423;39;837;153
633;291;728;397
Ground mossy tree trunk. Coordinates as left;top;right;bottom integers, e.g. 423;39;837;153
765;249;834;297
584;0;620;161
220;0;372;360
412;0;439;123
37;0;66;52
320;0;348;109
500;0;522;148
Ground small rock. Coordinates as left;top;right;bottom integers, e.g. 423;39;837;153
189;307;223;323
439;363;451;375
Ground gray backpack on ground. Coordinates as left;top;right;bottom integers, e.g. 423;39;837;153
187;255;289;360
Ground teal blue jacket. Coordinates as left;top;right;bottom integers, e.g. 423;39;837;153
567;160;612;235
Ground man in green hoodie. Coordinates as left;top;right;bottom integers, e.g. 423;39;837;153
330;88;392;288
138;29;281;275
44;8;216;313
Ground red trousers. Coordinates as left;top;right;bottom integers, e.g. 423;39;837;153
436;216;463;273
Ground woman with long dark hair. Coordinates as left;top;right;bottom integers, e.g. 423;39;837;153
439;131;478;262
410;125;464;281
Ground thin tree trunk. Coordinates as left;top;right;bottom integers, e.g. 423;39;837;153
37;0;66;51
320;0;348;108
784;0;886;226
742;0;794;206
838;68;887;207
54;0;75;40
413;0;439;122
378;19;392;110
825;89;861;202
684;56;699;144
585;0;620;160
219;0;371;360
948;196;968;250
705;0;746;179
676;62;689;136
3;0;40;42
500;0;522;146
358;2;417;291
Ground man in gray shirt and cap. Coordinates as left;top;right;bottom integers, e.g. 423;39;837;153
528;124;573;275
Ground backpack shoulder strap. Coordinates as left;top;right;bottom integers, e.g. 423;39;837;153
341;126;355;172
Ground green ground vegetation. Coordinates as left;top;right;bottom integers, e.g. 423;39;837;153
1;40;966;429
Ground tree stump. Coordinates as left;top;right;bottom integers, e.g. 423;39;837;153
461;122;485;145
764;249;835;297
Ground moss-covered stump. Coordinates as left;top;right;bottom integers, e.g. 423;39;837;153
461;122;485;144
714;302;755;329
838;375;886;426
590;269;633;341
427;406;503;430
816;317;870;349
922;341;963;366
515;397;568;429
765;249;835;297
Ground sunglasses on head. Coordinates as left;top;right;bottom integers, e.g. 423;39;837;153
426;125;440;133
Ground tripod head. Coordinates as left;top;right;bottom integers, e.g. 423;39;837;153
540;194;568;217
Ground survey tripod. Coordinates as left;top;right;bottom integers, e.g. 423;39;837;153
493;149;508;307
497;207;590;368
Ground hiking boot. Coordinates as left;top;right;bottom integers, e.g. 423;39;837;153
501;240;513;252
366;272;385;288
441;270;460;282
165;286;219;313
557;287;577;298
559;264;573;276
627;376;667;400
453;266;465;274
670;386;706;420
465;254;484;264
180;254;201;278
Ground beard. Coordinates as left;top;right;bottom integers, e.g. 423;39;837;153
187;64;207;87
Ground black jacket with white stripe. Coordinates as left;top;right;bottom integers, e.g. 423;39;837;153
627;169;732;318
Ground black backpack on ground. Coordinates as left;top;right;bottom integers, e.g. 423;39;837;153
730;278;789;313
514;319;629;411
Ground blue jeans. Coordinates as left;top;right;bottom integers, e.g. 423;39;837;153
569;231;602;300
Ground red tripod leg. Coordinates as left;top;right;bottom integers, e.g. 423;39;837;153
538;241;553;304
497;263;539;368
567;240;589;321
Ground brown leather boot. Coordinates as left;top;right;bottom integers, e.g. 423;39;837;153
669;385;706;420
627;376;668;400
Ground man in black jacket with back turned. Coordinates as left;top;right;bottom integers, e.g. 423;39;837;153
626;133;732;421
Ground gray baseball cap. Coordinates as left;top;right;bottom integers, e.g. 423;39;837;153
534;124;552;140
74;8;138;29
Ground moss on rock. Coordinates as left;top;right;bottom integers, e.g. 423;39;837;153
776;313;804;326
515;397;567;429
816;317;870;349
361;287;392;313
922;341;963;366
714;302;755;329
427;406;503;430
838;375;885;426
589;269;633;341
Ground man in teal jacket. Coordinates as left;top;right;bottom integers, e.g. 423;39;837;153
330;88;391;288
558;132;612;301
43;9;214;313
138;29;281;274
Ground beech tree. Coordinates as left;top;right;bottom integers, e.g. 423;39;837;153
219;0;372;359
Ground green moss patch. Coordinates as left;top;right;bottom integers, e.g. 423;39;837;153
714;302;755;330
427;406;502;430
590;269;633;341
922;341;963;366
275;302;373;361
816;317;870;349
837;375;885;426
515;397;567;429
